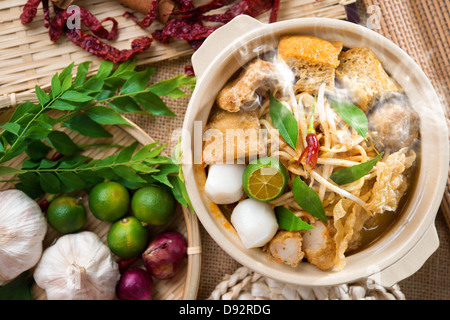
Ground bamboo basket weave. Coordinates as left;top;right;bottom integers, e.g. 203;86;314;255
0;93;202;300
0;0;355;96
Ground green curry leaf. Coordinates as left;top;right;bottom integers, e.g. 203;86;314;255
275;206;314;231
328;95;368;138
292;176;326;222
0;272;33;300
330;152;384;185
269;92;298;149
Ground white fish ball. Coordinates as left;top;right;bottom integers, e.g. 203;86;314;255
231;198;278;249
205;164;246;204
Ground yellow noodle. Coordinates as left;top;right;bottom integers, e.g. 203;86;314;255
310;170;367;208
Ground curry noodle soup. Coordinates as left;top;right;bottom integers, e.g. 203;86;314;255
200;35;420;272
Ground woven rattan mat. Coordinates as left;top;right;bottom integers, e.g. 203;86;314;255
124;0;450;300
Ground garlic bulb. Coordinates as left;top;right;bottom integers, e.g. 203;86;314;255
0;189;47;285
34;231;120;300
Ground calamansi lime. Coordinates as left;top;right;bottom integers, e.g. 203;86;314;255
131;186;176;226
107;216;149;259
47;196;87;234
242;157;288;202
88;181;130;222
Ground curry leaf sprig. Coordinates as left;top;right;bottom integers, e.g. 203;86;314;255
2;142;173;199
0;60;196;206
0;59;196;165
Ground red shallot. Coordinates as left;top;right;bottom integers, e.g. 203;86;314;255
142;231;187;280
116;268;153;300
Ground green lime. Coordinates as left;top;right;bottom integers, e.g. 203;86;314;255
47;196;87;234
131;186;176;226
88;181;130;222
107;216;149;259
242;157;289;202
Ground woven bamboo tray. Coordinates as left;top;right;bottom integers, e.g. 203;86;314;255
0;0;355;95
0;93;202;300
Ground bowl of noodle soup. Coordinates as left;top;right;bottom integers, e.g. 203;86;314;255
180;16;448;286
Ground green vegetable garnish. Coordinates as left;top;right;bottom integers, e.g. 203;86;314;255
328;95;368;139
330;152;384;185
0;272;32;300
269;92;298;150
292;176;327;222
275;206;314;231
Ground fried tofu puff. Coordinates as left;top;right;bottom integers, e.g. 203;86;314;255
216;59;275;113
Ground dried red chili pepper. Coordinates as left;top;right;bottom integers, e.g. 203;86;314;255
153;0;281;49
171;0;235;17
49;7;119;42
43;0;51;28
184;65;195;77
21;0;281;62
297;100;319;169
152;18;219;43
201;0;280;23
269;0;280;23
175;0;195;10
21;0;153;62
123;0;159;28
20;0;42;24
65;28;153;63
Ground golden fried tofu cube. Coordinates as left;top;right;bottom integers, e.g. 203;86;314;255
277;35;343;94
336;47;400;111
216;59;275;113
202;109;266;165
